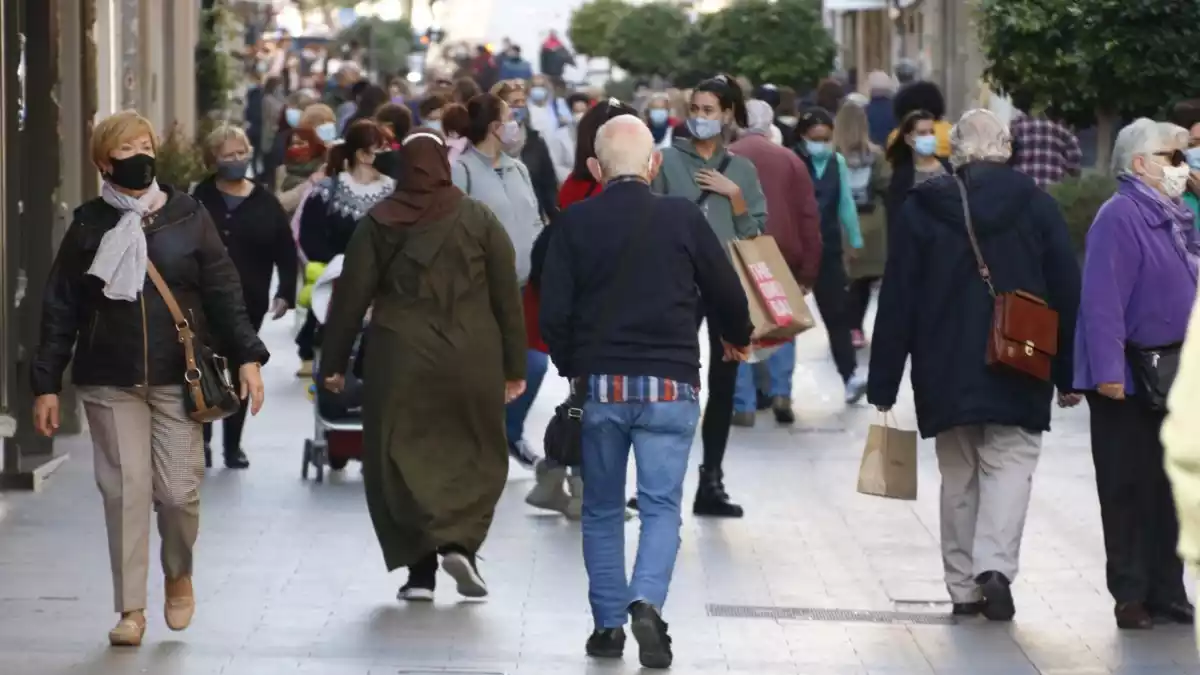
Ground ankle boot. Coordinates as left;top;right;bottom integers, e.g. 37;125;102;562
203;445;212;469
224;448;250;469
693;465;744;518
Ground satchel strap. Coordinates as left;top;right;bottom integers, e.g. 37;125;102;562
955;176;997;298
145;261;203;382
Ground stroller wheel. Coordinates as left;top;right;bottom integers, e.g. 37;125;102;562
315;459;325;483
302;440;313;480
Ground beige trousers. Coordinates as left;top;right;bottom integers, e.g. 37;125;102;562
935;424;1042;603
79;385;204;613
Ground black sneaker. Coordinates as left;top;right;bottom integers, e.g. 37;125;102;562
629;601;672;669
398;558;437;602
977;571;1014;621
441;549;488;598
585;627;625;659
755;390;772;411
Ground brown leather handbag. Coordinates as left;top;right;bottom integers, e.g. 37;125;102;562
146;261;242;423
956;177;1059;382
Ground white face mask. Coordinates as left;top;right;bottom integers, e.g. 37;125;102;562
1157;163;1191;200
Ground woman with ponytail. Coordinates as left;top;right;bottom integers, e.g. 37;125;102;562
295;120;396;387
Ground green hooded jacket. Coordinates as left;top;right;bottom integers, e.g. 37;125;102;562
652;138;767;245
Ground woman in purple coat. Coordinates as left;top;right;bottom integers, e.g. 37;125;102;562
1076;118;1199;630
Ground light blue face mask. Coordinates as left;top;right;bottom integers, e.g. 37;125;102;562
687;117;722;140
315;123;338;144
1186;147;1200;171
426;119;443;133
804;140;831;158
649;109;669;126
285;108;302;127
529;86;548;103
913;134;938;157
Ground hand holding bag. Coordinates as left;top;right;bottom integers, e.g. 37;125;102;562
145;261;242;423
543;199;653;468
856;411;918;500
956;177;1059;382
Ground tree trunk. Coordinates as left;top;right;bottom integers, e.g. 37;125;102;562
1095;109;1118;174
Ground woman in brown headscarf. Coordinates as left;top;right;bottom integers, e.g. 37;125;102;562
320;129;527;602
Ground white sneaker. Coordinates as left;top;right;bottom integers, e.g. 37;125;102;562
442;551;488;598
845;373;868;405
397;584;434;602
526;461;571;514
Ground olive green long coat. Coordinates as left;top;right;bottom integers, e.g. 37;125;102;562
847;153;891;280
320;198;527;570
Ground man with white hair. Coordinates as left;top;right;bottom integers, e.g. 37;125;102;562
729;100;823;425
869;108;1081;622
540;115;752;668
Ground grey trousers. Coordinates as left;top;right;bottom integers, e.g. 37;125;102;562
79;386;205;613
935;424;1042;603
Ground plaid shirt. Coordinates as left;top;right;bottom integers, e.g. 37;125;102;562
1010;114;1082;188
585;375;699;403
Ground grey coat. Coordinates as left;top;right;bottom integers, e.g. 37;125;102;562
452;146;543;284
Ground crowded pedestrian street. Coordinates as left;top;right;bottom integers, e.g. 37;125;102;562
0;314;1196;675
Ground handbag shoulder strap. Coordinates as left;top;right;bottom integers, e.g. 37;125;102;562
145;260;203;378
954;175;997;298
696;155;733;207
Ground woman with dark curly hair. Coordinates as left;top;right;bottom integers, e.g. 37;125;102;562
888;80;952;157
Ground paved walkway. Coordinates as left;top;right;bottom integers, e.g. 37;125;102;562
1;304;1198;675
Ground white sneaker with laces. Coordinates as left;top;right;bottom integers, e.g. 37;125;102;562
845;372;868;405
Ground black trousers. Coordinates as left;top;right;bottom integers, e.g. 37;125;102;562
296;310;319;361
1087;393;1187;606
204;313;264;454
812;253;857;382
698;302;738;471
847;276;879;332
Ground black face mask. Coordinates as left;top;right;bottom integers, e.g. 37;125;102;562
373;150;400;178
106;153;157;191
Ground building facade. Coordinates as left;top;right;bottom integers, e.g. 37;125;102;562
1;0;203;490
825;0;987;120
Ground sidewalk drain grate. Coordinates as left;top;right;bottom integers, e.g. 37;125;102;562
706;604;955;625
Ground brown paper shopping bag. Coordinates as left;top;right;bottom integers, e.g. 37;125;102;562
856;413;918;500
728;237;815;359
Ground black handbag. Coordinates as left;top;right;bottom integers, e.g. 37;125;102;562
147;261;243;423
1126;342;1182;413
542;199;653;467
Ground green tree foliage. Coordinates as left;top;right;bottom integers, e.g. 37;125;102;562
979;0;1200;169
699;0;834;89
568;0;631;59
338;17;415;79
606;2;690;78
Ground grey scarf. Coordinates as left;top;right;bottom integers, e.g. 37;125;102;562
87;180;164;301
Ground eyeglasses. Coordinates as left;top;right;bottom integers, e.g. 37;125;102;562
1153;149;1187;167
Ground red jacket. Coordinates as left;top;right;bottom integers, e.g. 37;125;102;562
523;176;604;353
727;133;822;287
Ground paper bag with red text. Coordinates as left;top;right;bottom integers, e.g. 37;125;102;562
729;236;815;358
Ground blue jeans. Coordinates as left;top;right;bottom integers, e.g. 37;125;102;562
505;349;549;445
580;400;700;628
733;339;796;413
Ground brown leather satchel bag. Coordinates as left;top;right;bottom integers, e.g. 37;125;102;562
956;177;1059;382
146;261;242;423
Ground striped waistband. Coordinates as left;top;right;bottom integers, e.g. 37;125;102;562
585;375;699;403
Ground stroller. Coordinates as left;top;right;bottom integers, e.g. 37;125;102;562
300;256;367;482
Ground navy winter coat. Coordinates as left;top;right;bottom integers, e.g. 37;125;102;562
867;162;1081;438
